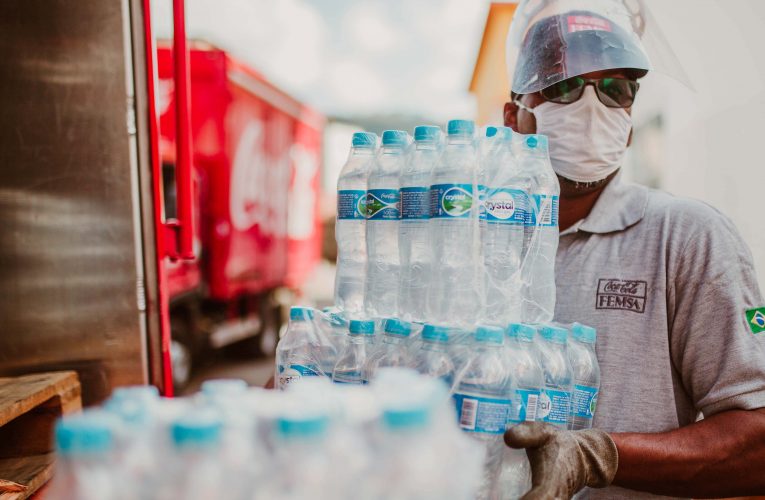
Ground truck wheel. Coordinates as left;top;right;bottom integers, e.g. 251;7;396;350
170;338;193;391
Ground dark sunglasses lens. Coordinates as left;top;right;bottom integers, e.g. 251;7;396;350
541;77;585;103
596;78;638;107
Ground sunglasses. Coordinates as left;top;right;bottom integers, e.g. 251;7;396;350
539;76;640;108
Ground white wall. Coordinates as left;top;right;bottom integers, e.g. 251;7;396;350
625;0;765;288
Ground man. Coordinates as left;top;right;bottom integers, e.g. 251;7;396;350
500;1;765;499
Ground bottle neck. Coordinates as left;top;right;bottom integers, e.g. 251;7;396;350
422;340;447;351
383;334;406;345
415;141;437;151
447;135;473;146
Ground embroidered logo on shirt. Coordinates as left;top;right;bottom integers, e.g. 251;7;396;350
745;308;765;334
595;279;647;313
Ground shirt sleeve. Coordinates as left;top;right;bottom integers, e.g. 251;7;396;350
668;202;765;417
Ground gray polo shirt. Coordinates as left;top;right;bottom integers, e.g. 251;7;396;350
554;175;765;499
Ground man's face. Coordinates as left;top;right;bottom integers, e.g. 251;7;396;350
504;69;635;196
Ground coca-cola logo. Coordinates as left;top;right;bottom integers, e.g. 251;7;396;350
596;279;647;313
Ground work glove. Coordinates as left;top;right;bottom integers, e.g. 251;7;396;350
503;422;618;500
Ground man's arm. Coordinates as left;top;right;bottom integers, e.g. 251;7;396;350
613;407;765;498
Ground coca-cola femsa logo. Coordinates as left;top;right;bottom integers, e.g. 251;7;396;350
596;279;647;313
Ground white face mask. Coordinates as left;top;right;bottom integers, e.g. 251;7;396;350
523;87;632;183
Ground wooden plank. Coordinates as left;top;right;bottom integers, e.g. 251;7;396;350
0;372;81;428
0;372;81;499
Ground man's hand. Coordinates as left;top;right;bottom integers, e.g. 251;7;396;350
504;422;618;499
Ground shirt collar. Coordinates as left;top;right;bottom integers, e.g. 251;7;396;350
565;172;649;235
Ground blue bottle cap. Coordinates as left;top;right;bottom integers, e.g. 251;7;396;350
381;130;408;146
171;411;222;449
525;134;549;150
327;312;349;328
572;323;597;344
485;126;498;138
352;131;377;148
540;325;568;344
506;323;537;342
201;378;248;396
384;318;412;337
277;414;329;438
474;325;504;344
414;125;440;142
421;324;449;343
349;319;375;335
290;306;315;321
447;119;475;137
104;386;158;426
382;406;430;430
55;412;116;456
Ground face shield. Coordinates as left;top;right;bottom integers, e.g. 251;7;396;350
506;0;692;95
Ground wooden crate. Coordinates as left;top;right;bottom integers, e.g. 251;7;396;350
0;372;81;500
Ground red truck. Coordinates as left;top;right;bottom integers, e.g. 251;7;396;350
156;44;324;388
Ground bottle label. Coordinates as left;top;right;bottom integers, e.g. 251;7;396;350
537;388;570;427
332;371;366;385
431;183;475;219
572;384;598;419
480;187;528;225
453;392;512;434
366;189;400;220
277;364;320;388
508;388;541;425
400;186;430;220
526;194;559;227
337;190;367;220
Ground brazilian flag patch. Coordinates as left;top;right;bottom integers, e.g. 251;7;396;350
746;307;765;334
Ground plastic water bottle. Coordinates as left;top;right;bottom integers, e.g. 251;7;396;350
452;326;513;500
333;319;376;384
568;323;600;430
428;119;481;328
498;323;544;499
319;308;349;354
276;307;336;389
479;127;528;325
536;325;572;429
521;134;559;323
365;130;408;318
364;318;413;382
269;413;336;500
163;411;224;500
399;125;440;323
412;324;456;387
335;132;377;317
49;411;121;500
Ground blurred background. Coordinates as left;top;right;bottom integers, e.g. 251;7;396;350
1;0;764;401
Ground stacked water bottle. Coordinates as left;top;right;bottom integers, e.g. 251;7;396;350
47;370;485;500
274;120;602;499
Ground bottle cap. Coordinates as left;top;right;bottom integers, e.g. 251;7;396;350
485;126;498;138
276;414;329;438
349;319;375;335
572;322;597;344
352;132;377;148
474;325;504;345
55;411;116;456
525;134;549;150
171;411;222;449
201;378;248;397
382;406;430;430
540;325;568;344
506;323;537;342
381;130;408;146
384;318;412;337
422;324;449;343
290;306;315;321
447;119;475;137
414;125;440;142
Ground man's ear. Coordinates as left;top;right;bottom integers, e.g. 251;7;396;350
504;101;519;132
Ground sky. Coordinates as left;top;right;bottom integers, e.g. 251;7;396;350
153;0;490;122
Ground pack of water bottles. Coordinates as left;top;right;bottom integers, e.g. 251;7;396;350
47;370;485;500
334;119;559;327
276;305;600;499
